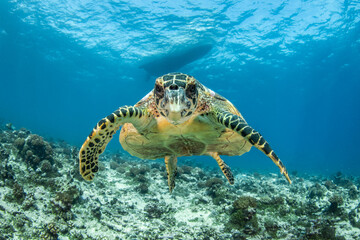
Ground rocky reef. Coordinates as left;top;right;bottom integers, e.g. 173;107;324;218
0;125;360;239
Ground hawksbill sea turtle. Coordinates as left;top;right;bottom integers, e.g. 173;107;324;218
79;73;291;192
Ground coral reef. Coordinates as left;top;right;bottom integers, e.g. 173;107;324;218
328;194;344;214
19;134;54;168
144;202;168;218
304;219;337;240
229;196;259;235
0;126;359;239
51;185;81;219
40;223;59;240
8;182;26;204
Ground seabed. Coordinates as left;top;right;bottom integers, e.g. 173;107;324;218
0;126;359;239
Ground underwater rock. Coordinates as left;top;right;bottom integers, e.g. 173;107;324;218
13;182;26;203
304;219;338;240
202;177;230;205
324;180;337;190
231;229;247;240
0;163;14;184
258;196;284;208
0;143;9;161
127;165;150;179
196;168;206;180
137;182;149;194
264;219;279;238
22;193;36;211
349;203;360;228
349;185;359;200
12;213;30;230
16;128;31;138
328;194;344;214
180;165;192;175
144;202;166;219
13;138;25;151
333;172;354;189
258;195;291;217
91;206;102;220
204;177;223;188
16;134;53;169
177;165;194;183
51;185;81;218
308;183;326;199
150;162;162;170
238;179;259;193
136;174;147;183
110;161;120;170
39;160;52;173
5;182;26;204
125;164;151;194
233;196;257;210
177;166;195;183
40;223;59;240
0;129;16;144
27;134;53;159
229;196;259;234
115;163;127;174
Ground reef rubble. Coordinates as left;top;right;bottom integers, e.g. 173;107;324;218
0;126;359;239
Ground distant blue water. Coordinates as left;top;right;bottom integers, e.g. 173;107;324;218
1;0;359;176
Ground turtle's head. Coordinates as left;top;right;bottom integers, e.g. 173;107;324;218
154;73;198;125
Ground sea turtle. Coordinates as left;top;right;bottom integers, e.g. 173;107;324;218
79;73;291;192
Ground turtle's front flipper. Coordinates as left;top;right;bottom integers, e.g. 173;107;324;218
79;106;149;181
214;111;292;184
165;156;177;193
208;152;234;185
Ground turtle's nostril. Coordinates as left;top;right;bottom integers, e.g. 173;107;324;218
169;84;179;90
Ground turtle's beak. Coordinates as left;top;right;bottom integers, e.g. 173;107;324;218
166;88;186;111
162;87;191;124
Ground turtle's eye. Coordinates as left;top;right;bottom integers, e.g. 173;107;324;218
186;84;197;98
155;84;164;97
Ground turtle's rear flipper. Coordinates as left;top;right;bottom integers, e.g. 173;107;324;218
165;156;177;193
79;106;147;181
208;152;234;185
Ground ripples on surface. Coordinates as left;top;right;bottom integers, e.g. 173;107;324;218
9;0;360;65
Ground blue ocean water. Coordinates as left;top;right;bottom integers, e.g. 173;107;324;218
0;0;359;176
